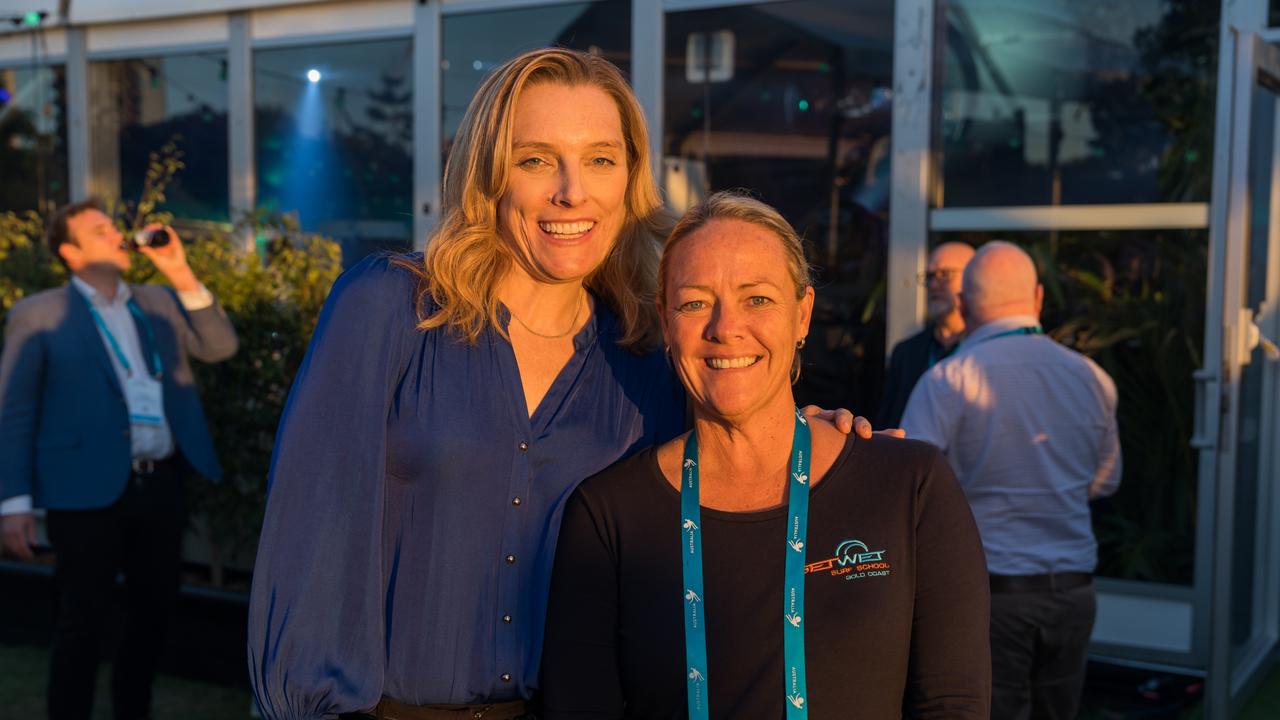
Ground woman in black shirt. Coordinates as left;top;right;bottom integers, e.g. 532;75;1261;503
540;192;990;719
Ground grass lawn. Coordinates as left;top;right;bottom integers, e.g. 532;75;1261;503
0;642;251;719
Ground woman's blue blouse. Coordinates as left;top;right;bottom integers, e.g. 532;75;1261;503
247;254;686;718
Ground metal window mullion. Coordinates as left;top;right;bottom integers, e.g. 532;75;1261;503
929;203;1211;232
442;0;597;14
228;11;254;251
65;26;89;202
886;0;934;354
415;0;443;250
1262;85;1280;663
634;0;663;177
1207;21;1265;720
664;0;779;11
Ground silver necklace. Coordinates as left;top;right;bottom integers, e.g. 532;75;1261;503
508;291;585;339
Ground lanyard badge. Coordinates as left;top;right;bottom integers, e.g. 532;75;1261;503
681;408;813;719
87;299;166;429
87;299;164;380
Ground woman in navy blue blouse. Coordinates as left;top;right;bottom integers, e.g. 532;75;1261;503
247;49;866;720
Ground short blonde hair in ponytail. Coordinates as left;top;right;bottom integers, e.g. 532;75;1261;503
400;47;669;352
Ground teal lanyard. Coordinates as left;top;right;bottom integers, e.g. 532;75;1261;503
87;300;163;379
966;325;1043;348
681;407;812;719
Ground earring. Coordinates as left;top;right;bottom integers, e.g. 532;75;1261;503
796;338;806;349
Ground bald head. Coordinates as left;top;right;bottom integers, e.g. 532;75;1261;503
960;241;1042;327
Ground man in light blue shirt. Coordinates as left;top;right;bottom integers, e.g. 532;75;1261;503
901;241;1120;720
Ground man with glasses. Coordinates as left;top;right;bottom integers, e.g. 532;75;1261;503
876;241;974;428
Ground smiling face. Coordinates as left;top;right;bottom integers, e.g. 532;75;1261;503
497;82;630;285
662;218;814;423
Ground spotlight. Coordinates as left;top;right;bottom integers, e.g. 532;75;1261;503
306;68;321;83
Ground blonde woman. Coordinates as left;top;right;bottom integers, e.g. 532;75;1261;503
247;50;867;720
540;193;990;719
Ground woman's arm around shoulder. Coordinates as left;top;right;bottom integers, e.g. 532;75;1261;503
247;253;420;720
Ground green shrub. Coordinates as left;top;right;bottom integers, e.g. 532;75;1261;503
0;204;341;587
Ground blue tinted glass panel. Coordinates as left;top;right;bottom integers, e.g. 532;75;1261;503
255;38;413;265
939;0;1219;206
89;53;229;221
0;65;69;215
665;0;894;415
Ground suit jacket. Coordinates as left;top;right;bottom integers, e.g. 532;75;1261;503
876;325;948;429
0;282;238;510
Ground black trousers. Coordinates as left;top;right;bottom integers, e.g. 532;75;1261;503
45;458;187;720
989;581;1096;720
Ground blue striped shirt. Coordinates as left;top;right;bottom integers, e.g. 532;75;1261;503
900;315;1121;576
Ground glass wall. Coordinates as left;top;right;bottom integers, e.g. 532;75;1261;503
938;0;1220;206
664;0;894;415
255;38;413;265
932;229;1206;586
442;0;630;158
0;65;68;215
88;53;229;221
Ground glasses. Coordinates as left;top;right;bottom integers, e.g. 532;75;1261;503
918;268;962;285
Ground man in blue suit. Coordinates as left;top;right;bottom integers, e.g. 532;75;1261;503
0;198;238;720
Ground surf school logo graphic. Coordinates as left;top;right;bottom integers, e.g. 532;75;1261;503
804;539;892;581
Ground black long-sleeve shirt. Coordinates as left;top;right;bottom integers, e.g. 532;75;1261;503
540;434;991;719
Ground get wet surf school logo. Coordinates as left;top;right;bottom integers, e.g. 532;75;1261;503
804;539;891;581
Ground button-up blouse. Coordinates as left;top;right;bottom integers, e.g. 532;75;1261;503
248;255;686;719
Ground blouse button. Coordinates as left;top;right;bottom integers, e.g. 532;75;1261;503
503;613;512;624
512;497;522;506
518;440;529;452
500;673;512;683
505;554;516;565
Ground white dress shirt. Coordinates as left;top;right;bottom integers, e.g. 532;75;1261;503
0;276;214;516
900;315;1121;576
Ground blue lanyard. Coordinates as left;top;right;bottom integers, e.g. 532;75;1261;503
87;300;163;379
965;325;1043;349
681;407;812;720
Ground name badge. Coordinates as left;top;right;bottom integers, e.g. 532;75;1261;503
125;375;165;428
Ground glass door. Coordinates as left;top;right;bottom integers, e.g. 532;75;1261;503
1205;31;1280;719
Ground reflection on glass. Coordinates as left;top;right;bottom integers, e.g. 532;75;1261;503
939;0;1219;206
0;65;68;214
256;39;413;265
88;53;229;221
442;0;630;157
665;0;894;415
934;230;1206;585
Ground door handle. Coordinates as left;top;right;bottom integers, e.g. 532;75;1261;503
1191;368;1218;450
1244;303;1280;362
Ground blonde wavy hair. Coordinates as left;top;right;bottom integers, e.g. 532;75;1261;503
401;48;668;352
